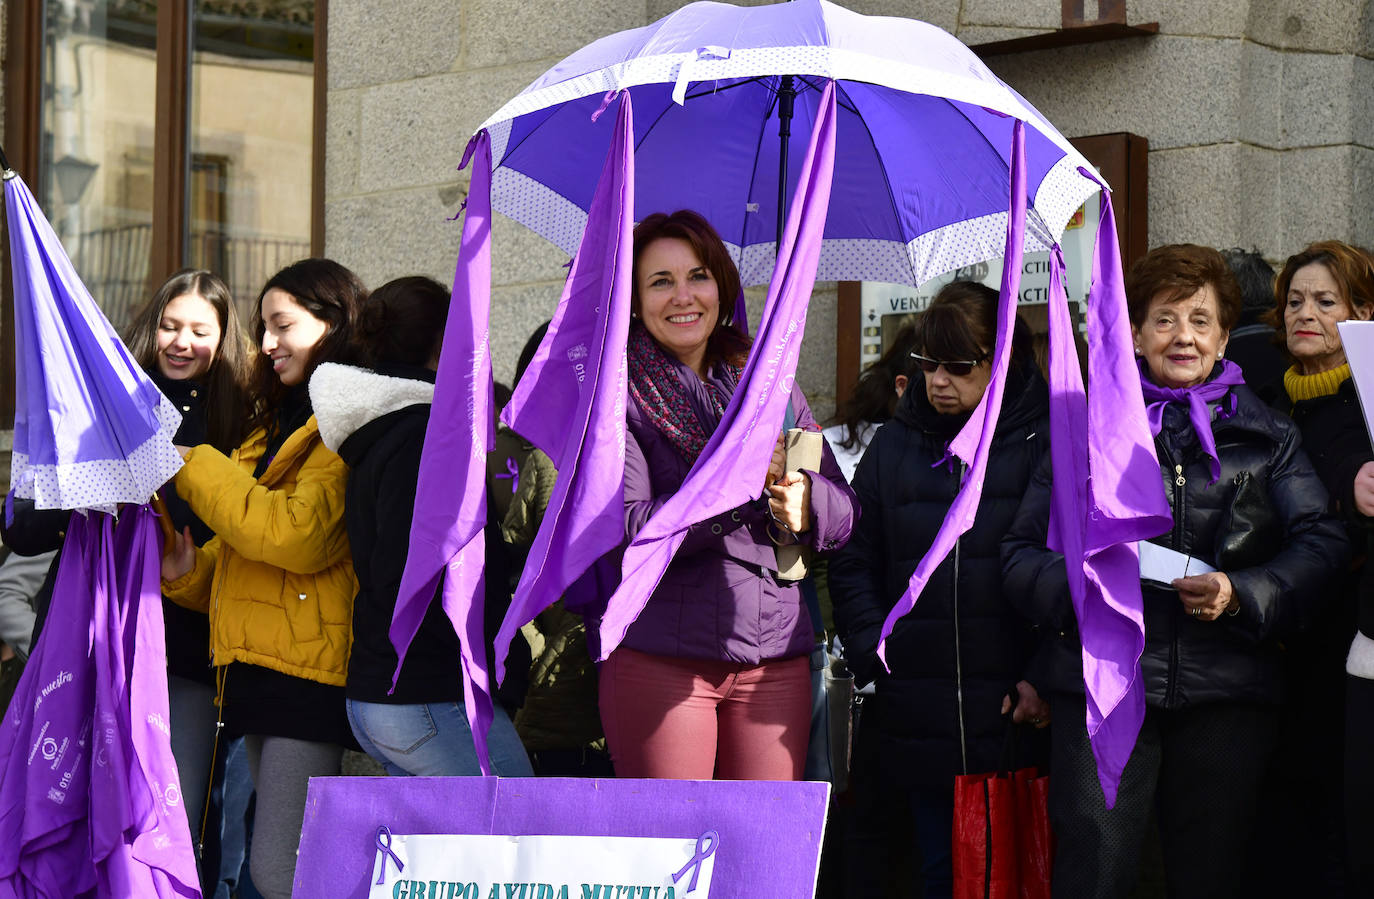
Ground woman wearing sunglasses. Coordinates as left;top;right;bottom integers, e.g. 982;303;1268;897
830;280;1050;897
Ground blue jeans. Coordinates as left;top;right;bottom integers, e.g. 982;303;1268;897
346;699;533;777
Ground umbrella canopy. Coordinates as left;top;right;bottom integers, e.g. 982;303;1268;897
479;0;1097;288
4;168;183;516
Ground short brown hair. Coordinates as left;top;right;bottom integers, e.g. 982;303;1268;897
632;210;751;368
1125;244;1242;333
1272;240;1374;328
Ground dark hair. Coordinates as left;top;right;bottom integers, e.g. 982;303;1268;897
123;268;251;453
1124;244;1241;332
1220;248;1276;327
357;275;450;367
248;258;367;433
514;320;551;389
1269;241;1374;338
632;209;751;368
831;322;918;451
910;280;1033;376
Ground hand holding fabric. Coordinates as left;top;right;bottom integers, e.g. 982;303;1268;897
768;471;811;534
1354;461;1374;517
161;525;195;583
1001;679;1050;728
1172;571;1236;621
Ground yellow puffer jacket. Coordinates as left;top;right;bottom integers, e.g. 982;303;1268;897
163;417;356;686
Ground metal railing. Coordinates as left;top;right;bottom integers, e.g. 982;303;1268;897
71;224;310;332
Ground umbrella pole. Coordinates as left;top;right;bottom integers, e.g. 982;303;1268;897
0;143;13;179
775;75;796;254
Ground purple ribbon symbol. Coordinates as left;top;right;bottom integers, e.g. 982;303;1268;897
495;457;519;494
374;825;404;885
672;830;719;894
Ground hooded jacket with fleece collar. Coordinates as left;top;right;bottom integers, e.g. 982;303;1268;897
310;362;521;706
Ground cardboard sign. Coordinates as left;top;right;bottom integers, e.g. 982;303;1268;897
294;777;830;899
368;832;716;898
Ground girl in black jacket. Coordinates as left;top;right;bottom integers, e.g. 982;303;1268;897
830;281;1050;899
1002;245;1348;899
311;276;532;777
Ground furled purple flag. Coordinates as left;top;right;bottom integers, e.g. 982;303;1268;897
597;81;839;657
0;507;198;898
1046;195;1172;808
393;133;499;774
495;92;636;682
874;119;1029;669
4;170;182;518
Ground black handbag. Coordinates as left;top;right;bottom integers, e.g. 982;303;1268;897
1214;469;1282;571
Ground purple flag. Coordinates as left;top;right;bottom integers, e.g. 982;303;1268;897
874;119;1029;668
394;132;497;773
597;81;840;657
0;507;198;898
496;92;635;682
1046;195;1171;808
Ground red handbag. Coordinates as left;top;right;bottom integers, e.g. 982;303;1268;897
952;723;1053;899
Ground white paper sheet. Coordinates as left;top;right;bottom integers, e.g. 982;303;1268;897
1138;540;1215;586
1338;321;1374;447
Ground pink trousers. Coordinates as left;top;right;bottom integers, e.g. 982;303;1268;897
599;646;811;780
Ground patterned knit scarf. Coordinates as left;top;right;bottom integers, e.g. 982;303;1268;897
626;322;740;464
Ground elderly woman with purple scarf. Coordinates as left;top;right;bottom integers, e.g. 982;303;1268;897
1003;243;1347;898
597;209;857;782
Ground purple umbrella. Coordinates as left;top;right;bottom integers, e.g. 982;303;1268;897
412;0;1170;805
0;152;198;896
4;163;183;517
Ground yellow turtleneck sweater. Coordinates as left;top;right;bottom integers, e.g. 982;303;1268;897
1283;362;1351;403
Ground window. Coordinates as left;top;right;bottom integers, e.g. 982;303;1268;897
2;0;325;416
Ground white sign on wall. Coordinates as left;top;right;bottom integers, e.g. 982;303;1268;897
856;193;1099;367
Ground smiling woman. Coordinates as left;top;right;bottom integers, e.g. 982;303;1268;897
598;210;858;784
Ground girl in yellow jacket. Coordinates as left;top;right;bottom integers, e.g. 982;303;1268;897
161;258;365;899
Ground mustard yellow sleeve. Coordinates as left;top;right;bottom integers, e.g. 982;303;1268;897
162;537;218;613
173;441;350;575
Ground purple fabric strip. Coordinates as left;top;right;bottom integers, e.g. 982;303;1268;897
1138;358;1244;485
1046;195;1172;809
495;92;636;682
394;130;497;773
875;119;1029;669
596;80;840;658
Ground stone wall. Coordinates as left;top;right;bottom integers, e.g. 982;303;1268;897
324;0;1374;416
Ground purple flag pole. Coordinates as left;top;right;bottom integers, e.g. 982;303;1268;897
1046;193;1171;808
874;119;1029;668
393;131;497;774
597;80;840;658
495;92;636;682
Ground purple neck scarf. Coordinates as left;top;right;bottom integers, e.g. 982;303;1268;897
597;81;839;657
494;91;636;683
393;129;497;773
1137;359;1244;485
626;322;739;464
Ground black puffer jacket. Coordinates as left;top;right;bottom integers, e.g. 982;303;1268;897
831;362;1049;788
1003;375;1349;708
312;363;526;709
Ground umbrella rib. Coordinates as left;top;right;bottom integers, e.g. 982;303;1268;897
793;74;861;116
734;81;783;256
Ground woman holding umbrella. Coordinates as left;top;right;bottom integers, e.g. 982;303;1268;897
161;258;364;899
829;281;1051;897
1003;244;1347;897
597;209;857;781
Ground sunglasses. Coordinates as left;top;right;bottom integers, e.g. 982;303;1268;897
909;352;989;377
